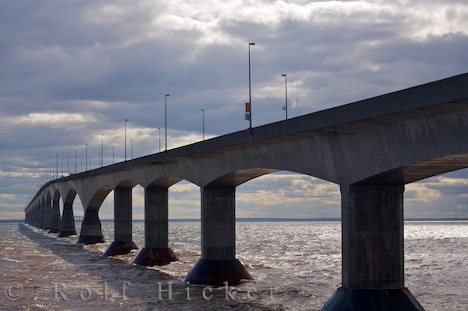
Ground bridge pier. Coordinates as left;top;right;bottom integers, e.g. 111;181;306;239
57;202;77;237
77;208;105;244
104;187;138;256
134;186;178;266
31;208;37;227
37;206;43;229
323;183;424;310
185;186;252;286
42;200;51;230
48;197;61;233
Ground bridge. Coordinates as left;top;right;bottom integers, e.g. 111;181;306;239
24;73;468;310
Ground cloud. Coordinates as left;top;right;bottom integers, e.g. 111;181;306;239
1;0;467;219
405;184;442;204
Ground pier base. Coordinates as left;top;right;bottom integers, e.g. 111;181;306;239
184;259;252;286
77;209;105;244
103;241;138;256
47;228;60;234
133;247;178;266
58;202;76;238
57;230;77;238
322;287;424;311
77;235;105;244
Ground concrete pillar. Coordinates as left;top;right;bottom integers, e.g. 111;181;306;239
48;198;61;233
42;200;51;230
323;183;424;310
35;209;38;227
77;208;105;244
57;202;77;237
104;187;138;256
36;208;40;227
185;186;251;286
134;186;178;266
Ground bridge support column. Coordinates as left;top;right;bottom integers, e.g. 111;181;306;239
134;186;178;266
78;208;105;244
48;198;61;233
323;183;424;310
42;200;51;230
185;186;252;286
57;202;77;237
33;209;38;227
104;187;138;256
36;208;41;228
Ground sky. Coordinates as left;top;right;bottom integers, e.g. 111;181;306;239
1;0;467;220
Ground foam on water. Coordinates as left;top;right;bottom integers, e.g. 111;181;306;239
0;221;467;310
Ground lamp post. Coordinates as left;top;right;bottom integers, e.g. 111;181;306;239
157;127;161;152
282;74;288;120
74;150;77;174
56;153;58;179
200;109;205;140
85;144;88;171
124;119;128;161
112;146;115;164
130;139;133;159
248;42;255;129
165;94;170;151
101;133;104;167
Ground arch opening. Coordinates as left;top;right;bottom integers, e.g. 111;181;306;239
133;178;199;267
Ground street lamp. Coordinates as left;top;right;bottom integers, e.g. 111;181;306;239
124;119;128;161
85;144;88;171
282;74;288;120
248;42;255;129
165;94;170;151
112;146;115;164
200;109;205;140
157;127;161;152
101;133;104;167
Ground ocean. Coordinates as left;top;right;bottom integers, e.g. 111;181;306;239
1;221;467;310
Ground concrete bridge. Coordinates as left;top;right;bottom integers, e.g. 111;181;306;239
24;73;468;310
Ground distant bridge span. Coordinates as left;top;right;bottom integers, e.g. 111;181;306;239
25;73;468;310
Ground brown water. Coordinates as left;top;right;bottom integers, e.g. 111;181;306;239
0;222;467;310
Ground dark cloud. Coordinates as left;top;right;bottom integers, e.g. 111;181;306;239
1;0;467;219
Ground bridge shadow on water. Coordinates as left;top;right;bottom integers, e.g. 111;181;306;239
18;224;270;310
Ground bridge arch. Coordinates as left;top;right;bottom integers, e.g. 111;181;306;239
101;180;143;256
185;168;339;285
131;177;200;266
77;185;112;244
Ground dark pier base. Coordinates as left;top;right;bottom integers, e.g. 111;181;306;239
48;228;60;234
103;241;139;256
133;247;178;266
184;259;252;286
77;235;105;244
322;287;425;311
57;230;77;237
